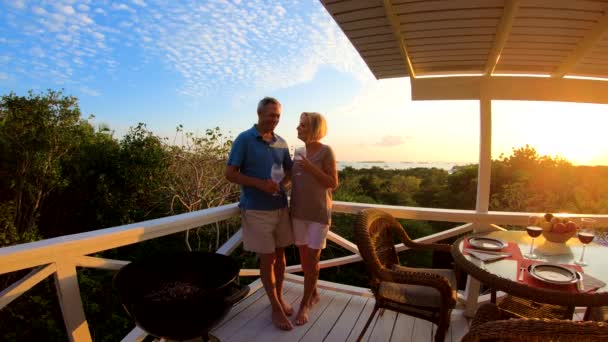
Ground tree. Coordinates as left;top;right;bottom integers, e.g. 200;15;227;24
0;90;92;244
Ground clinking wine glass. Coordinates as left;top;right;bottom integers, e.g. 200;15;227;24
575;218;596;266
525;217;543;259
270;163;284;196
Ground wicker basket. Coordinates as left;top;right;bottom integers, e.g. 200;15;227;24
542;230;576;243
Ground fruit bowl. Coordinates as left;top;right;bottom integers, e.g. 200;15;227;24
542;230;576;243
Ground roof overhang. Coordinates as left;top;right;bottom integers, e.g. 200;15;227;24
321;0;608;104
411;76;608;104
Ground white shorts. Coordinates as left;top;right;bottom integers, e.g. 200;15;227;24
293;218;330;250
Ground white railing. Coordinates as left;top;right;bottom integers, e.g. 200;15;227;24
1;201;607;342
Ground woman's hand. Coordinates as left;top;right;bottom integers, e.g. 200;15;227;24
295;156;315;173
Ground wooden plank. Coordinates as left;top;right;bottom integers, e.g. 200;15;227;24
213;279;264;331
497;51;565;61
54;262;92;342
216;282;297;341
410;49;490;59
524;0;608;12
120;326;147;342
350;33;397;45
400;9;503;24
0;264;56;310
448;309;470;342
393;0;504;14
510;26;586;37
75;256;130;271
508;34;580;44
412;54;489;63
0;203;240;275
415;60;486;68
360;48;402;57
324;295;369;342
358;41;400;52
216;228;242;255
502;41;574;51
517;8;603;21
411;318;434;342
497;59;559;67
368;309;398;342
345;298;377;342
493;64;556;73
341;18;391;32
519;7;602;21
322;1;382;15
513;18;595;30
402;19;499;32
408;42;492;53
501;48;568;57
407;35;495;47
405;27;496;40
334;7;387;22
285;274;373;298
344;26;394;39
327;230;360;253
299;292;351;342
262;289;336;342
390;313;415;342
372;65;408;73
364;55;405;64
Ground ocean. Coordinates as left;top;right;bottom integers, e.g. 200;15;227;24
337;161;471;171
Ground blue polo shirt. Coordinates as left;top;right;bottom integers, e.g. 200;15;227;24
227;125;293;210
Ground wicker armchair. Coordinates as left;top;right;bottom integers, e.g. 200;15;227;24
462;303;608;342
353;209;457;342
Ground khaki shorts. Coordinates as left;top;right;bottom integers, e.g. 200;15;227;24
241;208;293;254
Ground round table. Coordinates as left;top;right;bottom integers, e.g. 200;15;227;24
451;230;608;309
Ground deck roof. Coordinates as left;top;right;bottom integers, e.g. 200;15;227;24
320;0;608;103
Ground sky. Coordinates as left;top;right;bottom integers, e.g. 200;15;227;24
1;0;607;166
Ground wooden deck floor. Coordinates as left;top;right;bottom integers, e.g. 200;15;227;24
210;277;471;342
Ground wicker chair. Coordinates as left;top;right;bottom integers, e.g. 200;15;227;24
353;209;457;342
462;303;608;342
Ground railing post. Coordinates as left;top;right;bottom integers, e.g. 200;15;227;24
54;262;92;342
475;89;492;233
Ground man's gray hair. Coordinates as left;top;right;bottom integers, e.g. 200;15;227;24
257;97;281;114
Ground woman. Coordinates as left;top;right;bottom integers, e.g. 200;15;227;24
290;112;338;325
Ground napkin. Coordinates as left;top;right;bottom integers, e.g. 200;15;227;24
465;249;511;262
582;273;607;293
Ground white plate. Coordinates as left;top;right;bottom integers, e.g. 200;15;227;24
467;237;507;251
529;264;578;285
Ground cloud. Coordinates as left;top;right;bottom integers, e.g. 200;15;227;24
376;135;412;146
0;72;9;80
80;86;101;96
3;1;370;98
10;0;26;9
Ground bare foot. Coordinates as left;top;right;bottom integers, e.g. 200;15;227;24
280;299;294;316
272;309;293;330
295;304;310;326
309;289;321;306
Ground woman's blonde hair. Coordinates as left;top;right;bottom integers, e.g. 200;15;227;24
301;112;327;142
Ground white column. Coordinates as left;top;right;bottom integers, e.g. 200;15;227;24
475;94;492;231
54;262;92;342
465;94;493;317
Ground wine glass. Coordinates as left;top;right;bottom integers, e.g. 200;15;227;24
270;163;284;196
293;146;306;176
575;218;596;266
524;216;543;259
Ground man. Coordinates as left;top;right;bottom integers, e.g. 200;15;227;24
225;97;295;330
